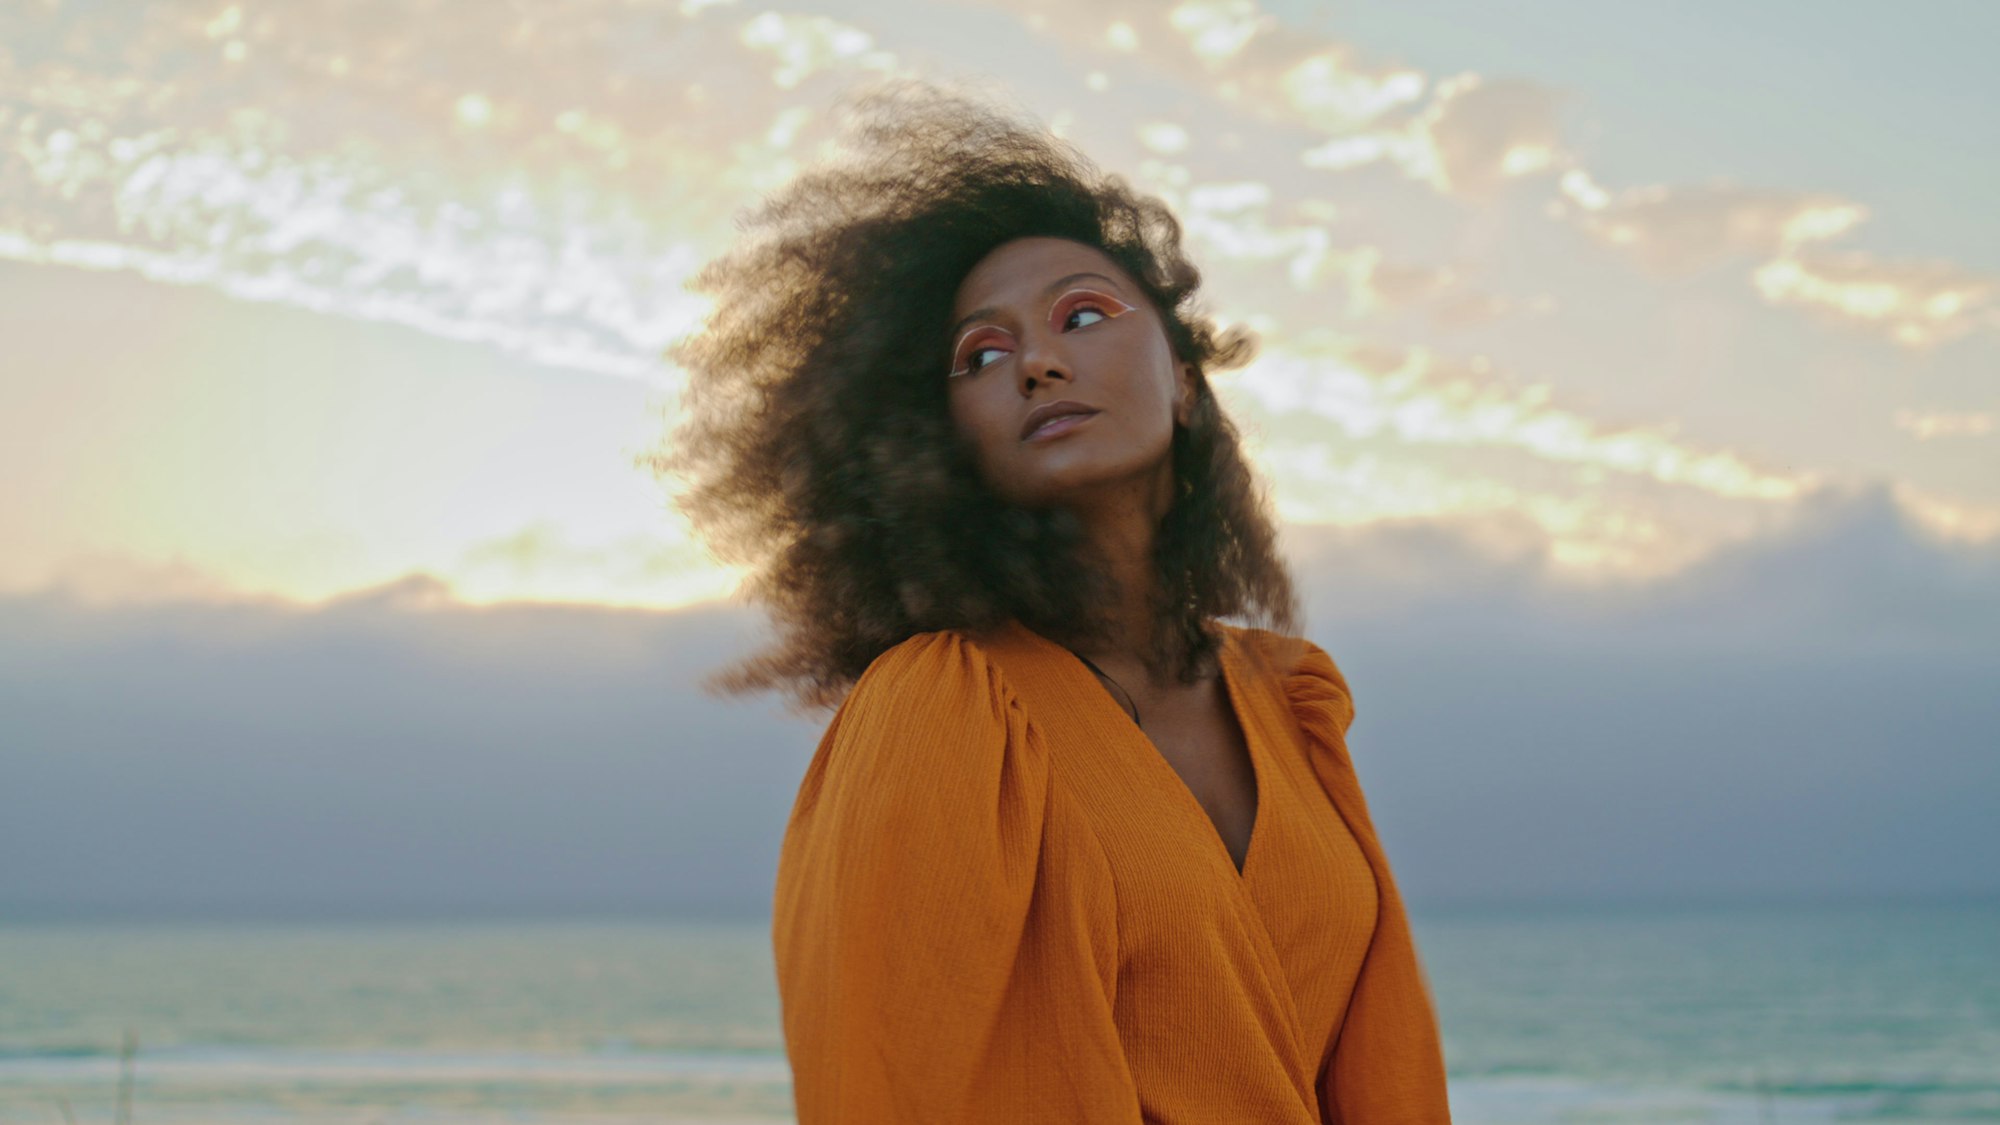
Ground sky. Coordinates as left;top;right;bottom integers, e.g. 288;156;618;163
2;0;1996;917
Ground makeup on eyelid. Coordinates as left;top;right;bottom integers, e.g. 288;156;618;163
948;288;1139;378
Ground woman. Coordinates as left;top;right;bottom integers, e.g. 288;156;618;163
658;82;1451;1124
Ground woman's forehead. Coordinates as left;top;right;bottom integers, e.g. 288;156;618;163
952;237;1133;314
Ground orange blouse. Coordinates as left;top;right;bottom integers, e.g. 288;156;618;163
772;619;1452;1123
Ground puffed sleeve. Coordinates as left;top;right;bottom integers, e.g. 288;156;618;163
772;630;1142;1124
1284;638;1454;1125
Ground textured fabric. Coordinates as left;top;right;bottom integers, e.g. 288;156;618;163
772;619;1452;1124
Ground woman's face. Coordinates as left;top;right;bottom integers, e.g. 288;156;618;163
945;236;1192;510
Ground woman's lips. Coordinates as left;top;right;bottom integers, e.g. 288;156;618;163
1024;411;1099;442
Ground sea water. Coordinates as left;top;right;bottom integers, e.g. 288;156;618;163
2;900;1994;1123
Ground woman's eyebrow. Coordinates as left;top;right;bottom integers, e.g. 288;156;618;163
949;271;1128;340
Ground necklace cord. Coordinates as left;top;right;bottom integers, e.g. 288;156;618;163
1071;651;1141;726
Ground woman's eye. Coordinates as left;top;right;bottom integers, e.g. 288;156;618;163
1065;305;1109;330
1055;291;1133;331
951;341;1011;376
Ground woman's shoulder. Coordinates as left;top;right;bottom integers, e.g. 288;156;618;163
837;627;1018;736
852;627;1002;696
1221;622;1355;735
806;628;1040;824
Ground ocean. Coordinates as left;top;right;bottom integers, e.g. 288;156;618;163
2;900;1995;1123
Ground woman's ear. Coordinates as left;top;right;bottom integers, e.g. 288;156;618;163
1174;363;1197;427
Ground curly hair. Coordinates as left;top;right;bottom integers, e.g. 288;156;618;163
648;81;1300;711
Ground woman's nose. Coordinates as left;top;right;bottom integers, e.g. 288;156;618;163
1015;333;1072;393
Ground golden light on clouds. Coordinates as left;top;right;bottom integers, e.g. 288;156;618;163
1753;251;1998;348
1137;121;1193;156
451;520;739;609
1293;72;1563;198
1167;0;1271;66
1560;179;1868;276
2;0;1993;611
1279;52;1426;130
739;12;893;91
1228;343;1811;499
1894;409;1995;441
1892;483;2000;544
1547;173;2000;350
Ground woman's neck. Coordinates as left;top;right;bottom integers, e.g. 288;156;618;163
1067;462;1178;684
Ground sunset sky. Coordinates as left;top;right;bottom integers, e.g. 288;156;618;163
4;0;1996;915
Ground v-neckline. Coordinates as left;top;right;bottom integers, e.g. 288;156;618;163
1057;626;1265;882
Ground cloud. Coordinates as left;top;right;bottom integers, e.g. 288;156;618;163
1297;73;1568;200
974;0;1550;205
1284;479;2000;654
1889;482;2000;543
1333;245;1537;327
1753;249;2000;348
1554;171;2000;348
1158;177;1342;289
1167;0;1272;66
1136;120;1192;155
0;0;913;381
1052;0;1432;137
16;551;255;608
1129;162;1520;337
1628;482;2000;647
4;482;1994;916
1557;176;1865;277
1406;74;1568;198
1340;249;1457;314
1239;13;2000;360
8;0;1993;619
1075;0;2000;359
1286;482;2000;902
737;11;897;91
0;590;800;918
1267;46;1427;132
453;521;736;608
1893;409;1995;441
1230;340;1813;502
